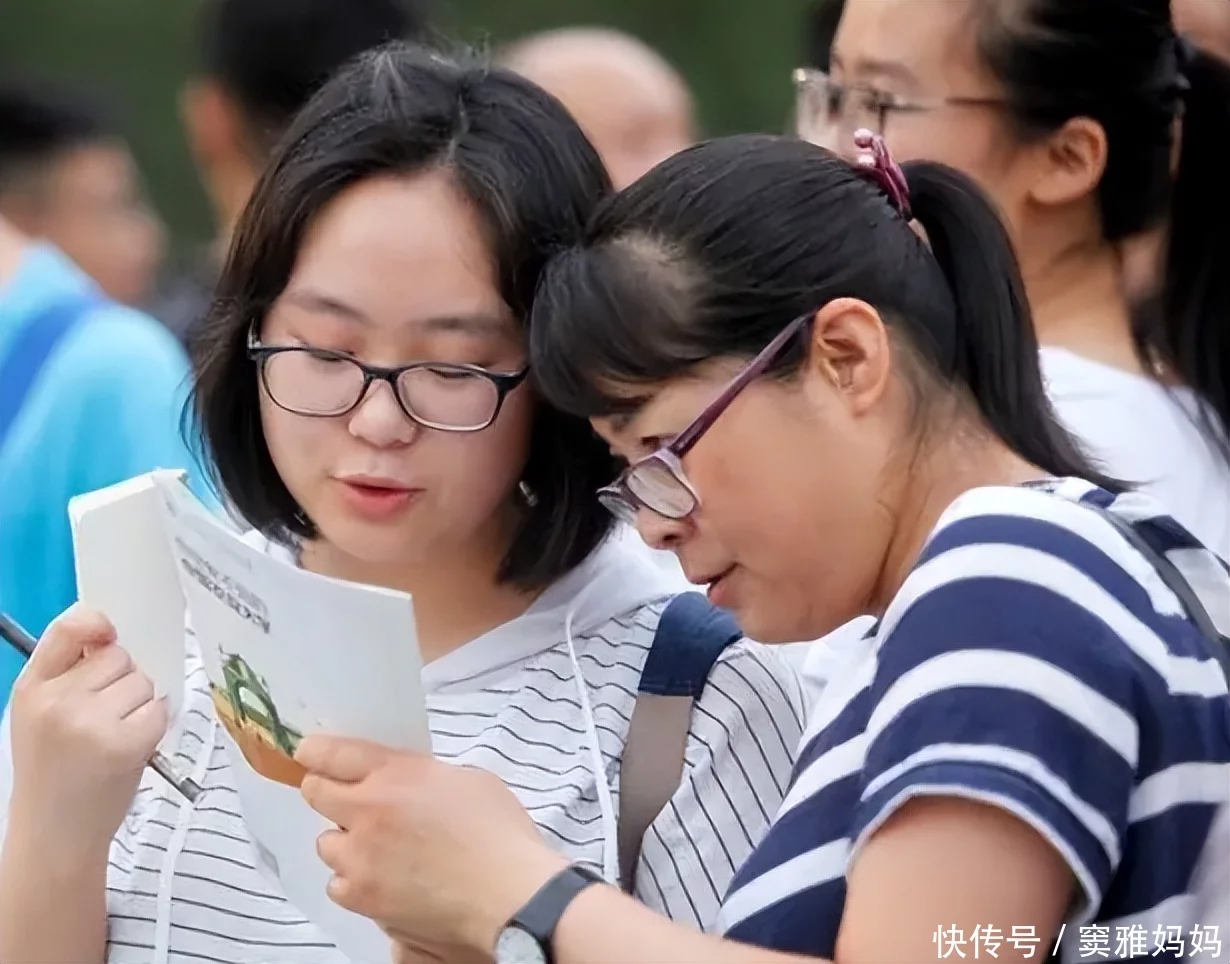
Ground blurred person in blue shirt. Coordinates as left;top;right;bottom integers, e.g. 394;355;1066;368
0;214;213;711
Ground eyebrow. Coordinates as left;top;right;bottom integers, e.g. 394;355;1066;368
610;409;642;433
279;288;513;336
830;52;920;88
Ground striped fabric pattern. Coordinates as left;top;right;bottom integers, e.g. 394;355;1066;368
66;600;806;962
718;479;1230;962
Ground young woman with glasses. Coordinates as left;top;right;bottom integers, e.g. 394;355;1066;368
0;46;806;964
797;0;1230;562
285;134;1229;964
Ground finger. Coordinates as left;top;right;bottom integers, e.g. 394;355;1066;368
121;696;170;752
58;641;134;693
301;773;361;828
295;735;391;783
97;669;157;719
325;871;360;916
315;827;349;873
25;606;115;681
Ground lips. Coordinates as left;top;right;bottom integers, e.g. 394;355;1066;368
335;476;422;520
688;564;737;607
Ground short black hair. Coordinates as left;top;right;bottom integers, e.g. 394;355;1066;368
197;0;431;155
531;135;1120;493
192;42;618;590
0;79;118;193
972;0;1230;464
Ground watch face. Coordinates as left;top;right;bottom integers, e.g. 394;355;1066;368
495;925;548;964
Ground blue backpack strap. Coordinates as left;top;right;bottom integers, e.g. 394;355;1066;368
637;591;743;697
0;294;100;452
617;592;742;889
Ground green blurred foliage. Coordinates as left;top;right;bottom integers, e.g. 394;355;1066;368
1;0;810;246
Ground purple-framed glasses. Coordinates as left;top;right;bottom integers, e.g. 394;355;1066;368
598;311;813;524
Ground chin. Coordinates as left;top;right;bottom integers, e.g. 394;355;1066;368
736;612;803;646
313;514;427;570
727;593;820;646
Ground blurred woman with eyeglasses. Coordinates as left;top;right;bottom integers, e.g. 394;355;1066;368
797;0;1230;561
0;44;805;964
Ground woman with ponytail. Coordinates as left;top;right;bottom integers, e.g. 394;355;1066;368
288;134;1230;964
799;0;1230;560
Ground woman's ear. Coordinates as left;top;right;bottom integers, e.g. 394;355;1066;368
801;297;894;416
1027;116;1108;208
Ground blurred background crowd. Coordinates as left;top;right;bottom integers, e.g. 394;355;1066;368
0;0;807;331
3;0;1228;338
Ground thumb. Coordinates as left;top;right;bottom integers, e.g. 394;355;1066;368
25;605;116;682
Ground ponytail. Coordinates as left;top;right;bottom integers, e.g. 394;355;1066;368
1159;45;1230;462
902;161;1123;491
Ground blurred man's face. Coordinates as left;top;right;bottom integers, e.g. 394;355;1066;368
16;142;163;306
504;33;696;190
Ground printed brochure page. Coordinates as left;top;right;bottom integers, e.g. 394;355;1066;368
153;473;428;963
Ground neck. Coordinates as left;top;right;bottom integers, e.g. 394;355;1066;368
867;420;1045;616
1021;235;1141;374
0;218;28;288
299;515;542;665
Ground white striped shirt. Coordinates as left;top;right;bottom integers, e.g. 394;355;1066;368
1;541;806;962
719;479;1230;961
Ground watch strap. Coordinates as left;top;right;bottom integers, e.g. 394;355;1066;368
509;864;604;963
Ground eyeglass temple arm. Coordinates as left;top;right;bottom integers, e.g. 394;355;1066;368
671;314;811;455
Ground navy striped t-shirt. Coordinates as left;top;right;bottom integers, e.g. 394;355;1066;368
718;479;1230;961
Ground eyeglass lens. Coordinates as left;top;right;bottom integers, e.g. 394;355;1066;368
796;76;885;142
262;350;503;429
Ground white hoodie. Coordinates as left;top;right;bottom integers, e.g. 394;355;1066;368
0;534;806;963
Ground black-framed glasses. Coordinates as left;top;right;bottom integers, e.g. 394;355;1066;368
598;312;812;524
792;67;1005;145
247;329;528;433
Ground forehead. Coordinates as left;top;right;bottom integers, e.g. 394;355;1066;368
1174;0;1230;62
285;169;508;326
833;0;985;88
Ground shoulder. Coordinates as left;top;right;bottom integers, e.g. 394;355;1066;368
897;480;1199;630
709;639;808;719
48;302;190;396
873;480;1227;735
584;597;806;721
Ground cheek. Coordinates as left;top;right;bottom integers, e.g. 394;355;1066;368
260;394;336;498
430;392;534;512
687;414;825;556
685;410;887;640
888;114;1002;181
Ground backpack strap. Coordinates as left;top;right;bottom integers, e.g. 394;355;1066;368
0;293;101;452
1087;503;1230;683
1052;502;1229;964
617;591;742;891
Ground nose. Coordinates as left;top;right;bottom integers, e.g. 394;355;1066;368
347;380;418;448
634;507;692;552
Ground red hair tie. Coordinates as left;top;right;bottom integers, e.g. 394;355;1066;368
852;128;912;221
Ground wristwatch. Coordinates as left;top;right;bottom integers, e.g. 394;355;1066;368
494;864;604;964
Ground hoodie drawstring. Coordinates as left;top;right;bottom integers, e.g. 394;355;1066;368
562;600;621;884
153;714;218;960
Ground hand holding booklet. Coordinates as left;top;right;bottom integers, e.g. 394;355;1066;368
69;470;430;964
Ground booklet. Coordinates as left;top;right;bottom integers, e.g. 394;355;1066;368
69;470;190;720
71;471;429;964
